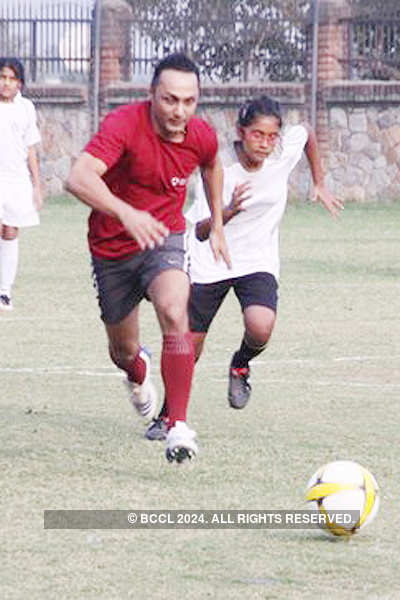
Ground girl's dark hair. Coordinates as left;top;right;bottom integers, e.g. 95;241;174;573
238;95;282;128
0;57;25;86
151;53;200;88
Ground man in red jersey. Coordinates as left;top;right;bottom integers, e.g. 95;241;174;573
66;53;229;463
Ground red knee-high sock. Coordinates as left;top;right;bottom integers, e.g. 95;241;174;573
161;332;194;427
126;347;147;384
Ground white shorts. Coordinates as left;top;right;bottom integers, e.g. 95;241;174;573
0;180;40;227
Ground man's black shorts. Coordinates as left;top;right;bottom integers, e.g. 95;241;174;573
91;233;188;324
189;271;278;333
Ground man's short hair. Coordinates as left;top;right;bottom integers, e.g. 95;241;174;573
0;57;25;86
151;53;200;88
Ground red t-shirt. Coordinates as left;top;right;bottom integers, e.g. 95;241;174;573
84;101;218;259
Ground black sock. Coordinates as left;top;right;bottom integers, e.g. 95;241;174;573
158;398;167;419
231;338;266;369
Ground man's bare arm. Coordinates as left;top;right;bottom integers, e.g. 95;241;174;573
66;152;169;250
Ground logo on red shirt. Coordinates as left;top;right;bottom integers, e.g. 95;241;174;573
171;176;187;187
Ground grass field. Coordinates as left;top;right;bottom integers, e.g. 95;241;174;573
1;197;400;599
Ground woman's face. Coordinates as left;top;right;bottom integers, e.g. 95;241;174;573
238;114;281;166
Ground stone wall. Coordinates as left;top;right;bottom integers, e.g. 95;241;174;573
27;80;400;203
27;85;91;197
325;82;400;202
25;78;400;202
101;81;400;202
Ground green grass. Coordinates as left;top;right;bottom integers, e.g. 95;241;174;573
1;198;400;599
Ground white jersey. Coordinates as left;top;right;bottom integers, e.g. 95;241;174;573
0;92;41;184
186;125;308;283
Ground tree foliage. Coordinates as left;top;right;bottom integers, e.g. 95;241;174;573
125;0;310;82
125;0;400;82
351;0;400;18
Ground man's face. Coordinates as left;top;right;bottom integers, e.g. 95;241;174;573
0;67;21;102
150;69;199;141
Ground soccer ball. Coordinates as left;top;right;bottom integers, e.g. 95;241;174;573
306;460;380;537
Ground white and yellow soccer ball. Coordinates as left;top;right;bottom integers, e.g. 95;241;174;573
306;460;380;537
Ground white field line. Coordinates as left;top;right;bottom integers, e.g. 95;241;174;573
0;366;123;377
3;357;396;371
1;353;399;390
212;377;400;388
199;355;400;368
0;354;399;376
252;355;400;365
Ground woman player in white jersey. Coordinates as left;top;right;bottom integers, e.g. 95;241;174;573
0;58;43;311
146;95;343;439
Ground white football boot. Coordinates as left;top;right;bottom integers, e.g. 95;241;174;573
165;421;198;463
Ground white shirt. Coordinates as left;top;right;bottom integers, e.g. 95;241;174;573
0;92;41;183
186;125;308;283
